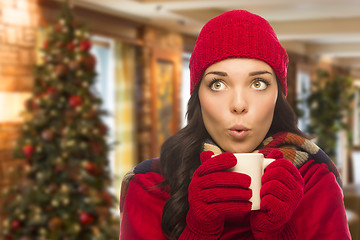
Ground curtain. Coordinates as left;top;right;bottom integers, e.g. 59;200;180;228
114;41;137;194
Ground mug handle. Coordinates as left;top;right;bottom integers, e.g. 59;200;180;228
262;158;275;173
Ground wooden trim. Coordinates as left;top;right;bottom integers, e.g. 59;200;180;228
150;48;180;157
0;122;22;129
182;34;196;53
38;0;143;45
91;40;111;48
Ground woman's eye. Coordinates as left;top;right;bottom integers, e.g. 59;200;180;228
210;80;225;91
252;80;269;90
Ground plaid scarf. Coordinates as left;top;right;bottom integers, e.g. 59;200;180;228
204;131;342;188
120;131;342;213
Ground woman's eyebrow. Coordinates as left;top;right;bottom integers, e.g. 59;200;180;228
204;71;228;77
249;71;272;76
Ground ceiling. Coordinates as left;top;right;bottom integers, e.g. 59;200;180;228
73;0;360;75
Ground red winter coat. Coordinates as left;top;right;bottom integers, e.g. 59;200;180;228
120;160;351;239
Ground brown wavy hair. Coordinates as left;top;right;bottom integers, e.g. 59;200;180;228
160;77;306;239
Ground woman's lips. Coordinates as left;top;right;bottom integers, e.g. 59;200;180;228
228;125;250;139
228;129;249;138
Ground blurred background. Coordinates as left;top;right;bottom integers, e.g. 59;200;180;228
1;0;360;238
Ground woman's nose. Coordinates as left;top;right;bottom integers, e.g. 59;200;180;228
231;91;248;114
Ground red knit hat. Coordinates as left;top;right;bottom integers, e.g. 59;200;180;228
190;10;289;96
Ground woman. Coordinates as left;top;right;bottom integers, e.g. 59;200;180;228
120;10;350;239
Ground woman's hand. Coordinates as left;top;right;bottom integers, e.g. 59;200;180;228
250;150;304;239
180;151;252;239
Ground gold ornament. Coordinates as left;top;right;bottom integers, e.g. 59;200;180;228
36;172;44;180
92;128;100;135
55;64;67;77
73;223;81;232
62;197;69;206
59;19;65;26
34;206;42;214
48;217;63;231
51;72;57;79
81;128;88;134
75;29;82;37
36;145;43;153
2;219;10;228
39;227;47;235
15;195;22;202
50;110;58;117
80;142;87;149
60;184;70;194
55;157;63;164
76;70;84;77
33;214;42;223
66;140;76;147
51;199;59;207
82;81;89;88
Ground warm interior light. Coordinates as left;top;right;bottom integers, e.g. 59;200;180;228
0;92;31;123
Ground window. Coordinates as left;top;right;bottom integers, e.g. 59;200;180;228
181;52;191;128
90;35;116;189
296;70;311;133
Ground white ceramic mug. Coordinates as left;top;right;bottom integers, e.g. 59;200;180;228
232;153;275;210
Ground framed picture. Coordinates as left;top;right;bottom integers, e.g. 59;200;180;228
151;49;180;157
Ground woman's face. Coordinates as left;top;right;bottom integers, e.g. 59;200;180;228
199;58;278;153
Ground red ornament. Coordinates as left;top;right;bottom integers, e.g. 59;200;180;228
11;220;21;230
67;42;75;52
79;212;94;225
90;142;103;156
5;234;13;240
43;41;49;50
82;54;96;71
54;164;65;173
55;23;62;32
22;145;34;158
35;91;45;99
46;88;57;95
47;88;56;93
68;96;83;108
46;88;59;100
57;41;64;48
80;40;91;51
85;162;96;175
100;191;113;206
98;122;108;135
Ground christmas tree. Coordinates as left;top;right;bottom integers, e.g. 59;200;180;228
1;2;119;240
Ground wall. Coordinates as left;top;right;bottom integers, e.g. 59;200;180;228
0;0;41;229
